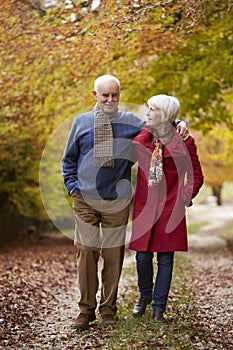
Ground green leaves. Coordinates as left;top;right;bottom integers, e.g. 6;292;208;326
0;0;232;222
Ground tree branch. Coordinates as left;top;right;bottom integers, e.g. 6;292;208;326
19;0;46;16
135;0;175;18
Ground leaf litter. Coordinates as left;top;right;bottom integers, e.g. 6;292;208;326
0;204;232;349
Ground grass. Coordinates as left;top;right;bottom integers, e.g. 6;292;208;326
187;221;208;235
218;220;233;253
98;220;209;348
102;210;233;349
222;220;233;237
105;183;232;348
101;253;209;350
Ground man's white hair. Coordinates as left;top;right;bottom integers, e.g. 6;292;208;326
94;75;120;92
147;94;180;123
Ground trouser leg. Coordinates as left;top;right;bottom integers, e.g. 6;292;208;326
75;243;100;315
98;201;129;315
136;251;154;297
152;252;174;312
72;195;129;316
99;245;125;315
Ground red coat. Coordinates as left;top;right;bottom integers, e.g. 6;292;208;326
129;126;204;253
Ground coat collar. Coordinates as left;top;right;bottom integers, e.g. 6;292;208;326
133;125;187;158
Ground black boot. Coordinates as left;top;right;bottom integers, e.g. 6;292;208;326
133;296;152;316
151;310;166;323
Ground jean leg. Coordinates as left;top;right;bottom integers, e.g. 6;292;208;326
152;252;174;312
136;251;154;296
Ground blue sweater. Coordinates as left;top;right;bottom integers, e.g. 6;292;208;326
62;110;145;200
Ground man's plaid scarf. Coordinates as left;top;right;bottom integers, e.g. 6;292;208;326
93;104;118;168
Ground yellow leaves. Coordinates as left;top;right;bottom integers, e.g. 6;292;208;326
1;0;232;221
192;127;233;188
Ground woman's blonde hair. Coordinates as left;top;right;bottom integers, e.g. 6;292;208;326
147;94;180;123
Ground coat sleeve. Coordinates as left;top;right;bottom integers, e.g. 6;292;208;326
183;136;204;207
131;127;151;164
62;118;80;195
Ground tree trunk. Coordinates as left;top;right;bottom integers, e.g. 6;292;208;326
212;184;222;206
0;200;33;243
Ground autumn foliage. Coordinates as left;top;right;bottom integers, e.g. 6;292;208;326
0;0;233;234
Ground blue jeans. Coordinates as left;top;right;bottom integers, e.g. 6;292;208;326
136;251;174;312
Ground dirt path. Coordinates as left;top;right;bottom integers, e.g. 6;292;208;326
185;203;233;350
0;203;232;349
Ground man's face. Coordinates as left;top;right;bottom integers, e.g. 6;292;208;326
93;80;120;114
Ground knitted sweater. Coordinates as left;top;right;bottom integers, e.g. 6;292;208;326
62;110;144;200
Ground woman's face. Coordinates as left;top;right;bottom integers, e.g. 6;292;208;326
146;105;162;128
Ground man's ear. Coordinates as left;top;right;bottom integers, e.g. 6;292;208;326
93;90;97;100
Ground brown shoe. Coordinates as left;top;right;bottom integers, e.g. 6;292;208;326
101;314;117;326
133;296;152;316
72;313;96;330
151;310;166;323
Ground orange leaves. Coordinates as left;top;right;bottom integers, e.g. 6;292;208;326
1;0;231;223
0;233;76;348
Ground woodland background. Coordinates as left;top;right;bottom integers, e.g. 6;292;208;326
1;0;233;242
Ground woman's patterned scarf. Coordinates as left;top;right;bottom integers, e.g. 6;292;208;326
93;104;118;168
148;136;164;187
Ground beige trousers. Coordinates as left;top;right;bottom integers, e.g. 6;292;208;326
72;193;129;316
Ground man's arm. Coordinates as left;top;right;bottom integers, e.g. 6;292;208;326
176;120;189;140
62;120;79;195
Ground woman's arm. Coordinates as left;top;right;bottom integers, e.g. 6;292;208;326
183;136;204;206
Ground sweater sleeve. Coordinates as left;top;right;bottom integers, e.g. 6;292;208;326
62;118;80;195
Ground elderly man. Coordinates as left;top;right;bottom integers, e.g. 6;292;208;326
62;75;188;331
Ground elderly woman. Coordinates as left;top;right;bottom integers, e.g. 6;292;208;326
129;94;204;323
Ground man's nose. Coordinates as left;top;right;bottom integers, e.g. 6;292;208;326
107;95;113;102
